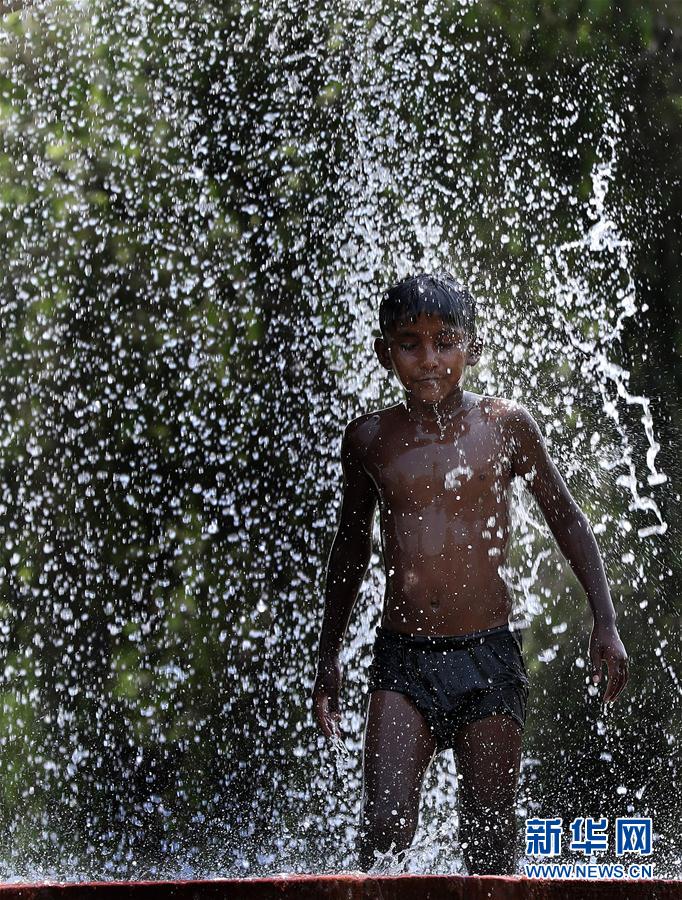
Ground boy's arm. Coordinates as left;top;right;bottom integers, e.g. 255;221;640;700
507;404;629;705
317;420;377;662
313;420;378;737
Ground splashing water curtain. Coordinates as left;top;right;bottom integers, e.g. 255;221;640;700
0;0;679;893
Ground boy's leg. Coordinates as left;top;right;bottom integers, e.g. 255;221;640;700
357;690;437;871
453;714;523;876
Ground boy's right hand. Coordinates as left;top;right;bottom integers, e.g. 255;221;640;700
312;656;342;739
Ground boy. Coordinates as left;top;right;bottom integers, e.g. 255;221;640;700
312;272;629;876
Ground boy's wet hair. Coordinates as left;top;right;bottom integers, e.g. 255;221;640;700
379;272;477;342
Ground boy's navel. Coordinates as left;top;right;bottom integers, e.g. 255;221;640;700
405;569;419;587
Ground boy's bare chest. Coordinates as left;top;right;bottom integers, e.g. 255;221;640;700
363;424;511;511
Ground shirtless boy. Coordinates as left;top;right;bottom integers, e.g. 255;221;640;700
312;272;629;875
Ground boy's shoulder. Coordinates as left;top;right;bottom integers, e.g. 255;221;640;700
476;395;544;458
343;403;402;453
344;396;538;449
473;393;532;422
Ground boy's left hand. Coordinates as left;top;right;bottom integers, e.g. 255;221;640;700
589;624;629;705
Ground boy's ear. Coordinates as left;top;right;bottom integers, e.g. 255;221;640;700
466;335;483;366
374;336;392;371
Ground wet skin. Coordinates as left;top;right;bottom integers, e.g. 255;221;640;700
312;312;629;872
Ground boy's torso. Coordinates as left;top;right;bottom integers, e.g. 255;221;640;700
351;392;519;636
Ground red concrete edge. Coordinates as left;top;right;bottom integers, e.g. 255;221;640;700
0;875;682;900
0;875;680;899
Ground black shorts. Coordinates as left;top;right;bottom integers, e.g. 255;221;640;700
366;623;530;753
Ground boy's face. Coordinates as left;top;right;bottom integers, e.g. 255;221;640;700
374;313;481;402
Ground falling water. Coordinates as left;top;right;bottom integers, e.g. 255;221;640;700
0;0;678;883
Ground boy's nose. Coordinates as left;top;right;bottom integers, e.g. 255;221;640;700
420;347;438;370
